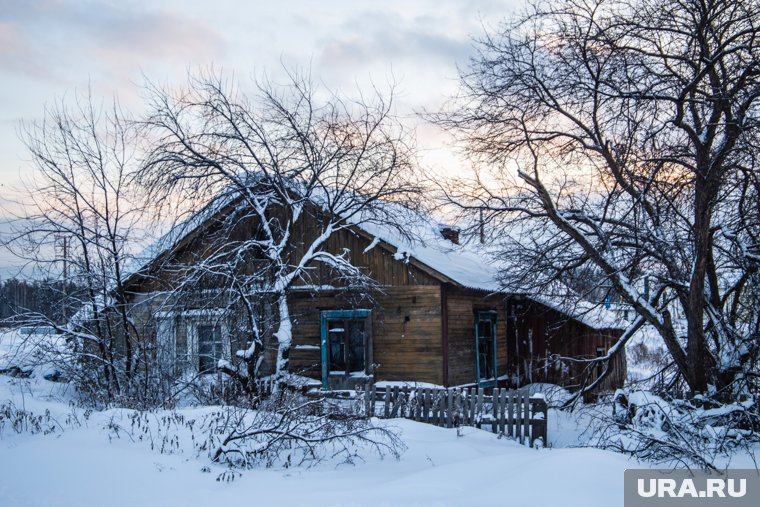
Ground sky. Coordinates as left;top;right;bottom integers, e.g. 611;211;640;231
0;0;523;276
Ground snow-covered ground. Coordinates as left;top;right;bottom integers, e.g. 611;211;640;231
1;330;756;507
0;374;641;507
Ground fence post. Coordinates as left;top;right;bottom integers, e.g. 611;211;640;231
389;386;399;418
476;388;484;429
459;389;467;426
491;388;499;434
446;389;454;428
498;389;506;434
430;389;437;426
516;394;523;443
519;392;528;444
423;388;431;423
435;388;442;425
530;396;548;447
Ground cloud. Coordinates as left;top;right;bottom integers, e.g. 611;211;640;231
0;1;225;84
318;9;475;73
0;20;54;80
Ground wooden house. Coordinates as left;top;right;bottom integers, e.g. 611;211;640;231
122;199;627;392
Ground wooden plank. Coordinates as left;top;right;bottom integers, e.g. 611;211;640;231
447;389;454;428
459;389;466;425
512;393;522;439
498;389;507;434
470;388;478;426
476;388;484;429
384;387;390;418
507;392;514;438
459;388;470;426
530;396;548;447
433;389;441;426
438;389;445;427
491;388;499;434
390;386;400;418
423;388;430;423
523;392;531;445
370;384;376;418
452;389;464;426
429;389;437;426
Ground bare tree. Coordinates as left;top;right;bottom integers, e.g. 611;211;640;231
3;92;150;402
436;0;760;399
208;391;404;469
136;69;419;391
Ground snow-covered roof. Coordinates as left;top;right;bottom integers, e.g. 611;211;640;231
356;213;502;291
127;186;625;331
351;208;625;331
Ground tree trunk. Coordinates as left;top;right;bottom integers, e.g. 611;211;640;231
685;175;716;395
274;293;292;376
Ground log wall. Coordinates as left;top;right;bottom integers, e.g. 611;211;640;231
288;285;444;385
444;285;509;386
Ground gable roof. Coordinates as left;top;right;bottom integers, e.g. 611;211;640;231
125;191;626;331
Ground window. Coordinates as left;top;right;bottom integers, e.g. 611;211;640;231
327;320;365;373
154;308;229;375
197;324;224;373
476;311;498;387
184;311;230;374
320;310;371;387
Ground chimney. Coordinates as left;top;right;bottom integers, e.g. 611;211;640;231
439;225;460;245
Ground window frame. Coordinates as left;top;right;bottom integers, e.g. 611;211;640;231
195;322;226;373
319;309;372;388
153;308;231;375
168;310;230;375
475;310;498;388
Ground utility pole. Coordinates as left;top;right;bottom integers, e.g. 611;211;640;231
62;236;69;281
479;208;485;244
57;235;70;321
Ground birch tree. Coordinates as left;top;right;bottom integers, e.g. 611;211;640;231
138;70;419;389
438;0;760;398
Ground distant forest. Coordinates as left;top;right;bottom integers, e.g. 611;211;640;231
0;278;79;326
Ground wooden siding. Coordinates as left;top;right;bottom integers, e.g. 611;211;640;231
444;285;509;386
506;298;625;390
288;285;443;385
288;217;441;287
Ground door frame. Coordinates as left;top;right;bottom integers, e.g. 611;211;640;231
475;311;498;387
320;309;371;389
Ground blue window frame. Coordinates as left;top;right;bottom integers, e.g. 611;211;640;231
320;310;371;388
475;311;498;387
